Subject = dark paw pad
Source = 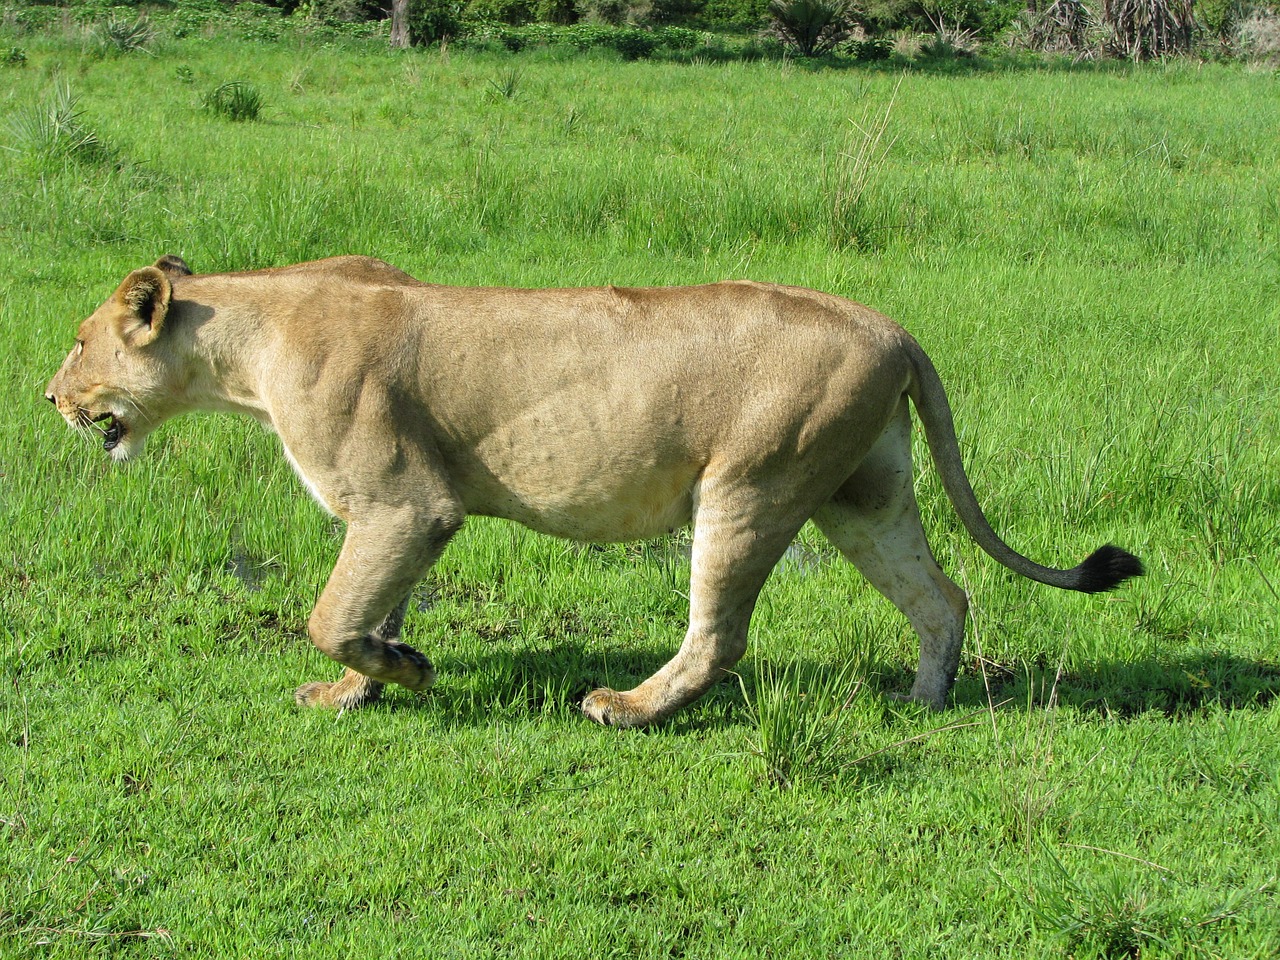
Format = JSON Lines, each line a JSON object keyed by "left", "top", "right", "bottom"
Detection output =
{"left": 386, "top": 640, "right": 435, "bottom": 691}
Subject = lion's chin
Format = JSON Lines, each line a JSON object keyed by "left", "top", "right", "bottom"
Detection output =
{"left": 91, "top": 412, "right": 146, "bottom": 461}
{"left": 108, "top": 427, "right": 147, "bottom": 462}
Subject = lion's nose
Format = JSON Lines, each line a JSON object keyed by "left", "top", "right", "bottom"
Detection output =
{"left": 45, "top": 393, "right": 56, "bottom": 405}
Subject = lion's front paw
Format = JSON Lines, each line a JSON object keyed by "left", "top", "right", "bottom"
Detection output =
{"left": 385, "top": 640, "right": 435, "bottom": 692}
{"left": 581, "top": 687, "right": 653, "bottom": 728}
{"left": 295, "top": 671, "right": 384, "bottom": 710}
{"left": 888, "top": 690, "right": 945, "bottom": 711}
{"left": 296, "top": 680, "right": 339, "bottom": 708}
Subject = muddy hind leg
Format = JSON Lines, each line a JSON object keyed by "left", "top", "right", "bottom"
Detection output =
{"left": 294, "top": 595, "right": 413, "bottom": 710}
{"left": 812, "top": 403, "right": 969, "bottom": 709}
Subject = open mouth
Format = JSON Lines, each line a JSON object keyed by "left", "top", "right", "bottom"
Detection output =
{"left": 90, "top": 412, "right": 126, "bottom": 451}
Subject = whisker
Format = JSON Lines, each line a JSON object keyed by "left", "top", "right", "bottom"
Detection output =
{"left": 119, "top": 387, "right": 151, "bottom": 419}
{"left": 73, "top": 408, "right": 111, "bottom": 437}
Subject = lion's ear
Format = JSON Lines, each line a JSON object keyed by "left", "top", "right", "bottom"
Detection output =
{"left": 113, "top": 266, "right": 172, "bottom": 345}
{"left": 153, "top": 254, "right": 193, "bottom": 280}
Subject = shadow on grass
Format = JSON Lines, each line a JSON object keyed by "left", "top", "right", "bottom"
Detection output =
{"left": 404, "top": 641, "right": 839, "bottom": 731}
{"left": 419, "top": 640, "right": 671, "bottom": 725}
{"left": 949, "top": 652, "right": 1280, "bottom": 720}
{"left": 374, "top": 635, "right": 1280, "bottom": 727}
{"left": 1063, "top": 653, "right": 1280, "bottom": 718}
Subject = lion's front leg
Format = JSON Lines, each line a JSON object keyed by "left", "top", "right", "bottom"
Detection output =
{"left": 294, "top": 596, "right": 411, "bottom": 709}
{"left": 296, "top": 507, "right": 461, "bottom": 710}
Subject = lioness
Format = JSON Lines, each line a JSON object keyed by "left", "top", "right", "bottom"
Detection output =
{"left": 46, "top": 256, "right": 1142, "bottom": 726}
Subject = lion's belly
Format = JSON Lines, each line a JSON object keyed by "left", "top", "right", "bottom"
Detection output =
{"left": 505, "top": 492, "right": 694, "bottom": 543}
{"left": 469, "top": 466, "right": 698, "bottom": 542}
{"left": 443, "top": 385, "right": 708, "bottom": 542}
{"left": 456, "top": 430, "right": 700, "bottom": 542}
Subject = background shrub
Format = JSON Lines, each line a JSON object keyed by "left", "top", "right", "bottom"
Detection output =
{"left": 8, "top": 0, "right": 1273, "bottom": 59}
{"left": 1195, "top": 0, "right": 1238, "bottom": 40}
{"left": 409, "top": 0, "right": 465, "bottom": 41}
{"left": 921, "top": 0, "right": 1026, "bottom": 38}
{"left": 94, "top": 12, "right": 155, "bottom": 54}
{"left": 648, "top": 0, "right": 709, "bottom": 23}
{"left": 1100, "top": 0, "right": 1195, "bottom": 58}
{"left": 578, "top": 0, "right": 652, "bottom": 24}
{"left": 459, "top": 20, "right": 705, "bottom": 53}
{"left": 859, "top": 0, "right": 920, "bottom": 32}
{"left": 536, "top": 0, "right": 580, "bottom": 22}
{"left": 1235, "top": 4, "right": 1280, "bottom": 62}
{"left": 293, "top": 0, "right": 384, "bottom": 20}
{"left": 201, "top": 80, "right": 263, "bottom": 121}
{"left": 466, "top": 0, "right": 539, "bottom": 24}
{"left": 768, "top": 0, "right": 856, "bottom": 55}
{"left": 1011, "top": 0, "right": 1093, "bottom": 53}
{"left": 849, "top": 33, "right": 893, "bottom": 57}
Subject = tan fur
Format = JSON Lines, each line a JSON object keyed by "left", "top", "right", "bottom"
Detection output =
{"left": 46, "top": 256, "right": 1139, "bottom": 726}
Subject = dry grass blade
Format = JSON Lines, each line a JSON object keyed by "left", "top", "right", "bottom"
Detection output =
{"left": 826, "top": 79, "right": 900, "bottom": 249}
{"left": 845, "top": 706, "right": 997, "bottom": 766}
{"left": 1060, "top": 843, "right": 1174, "bottom": 873}
{"left": 30, "top": 926, "right": 172, "bottom": 944}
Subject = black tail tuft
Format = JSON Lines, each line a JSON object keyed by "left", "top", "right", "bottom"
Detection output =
{"left": 1074, "top": 544, "right": 1144, "bottom": 594}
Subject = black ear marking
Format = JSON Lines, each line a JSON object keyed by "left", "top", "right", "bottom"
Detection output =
{"left": 153, "top": 255, "right": 193, "bottom": 280}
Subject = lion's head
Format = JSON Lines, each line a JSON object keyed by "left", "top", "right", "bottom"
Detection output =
{"left": 45, "top": 255, "right": 193, "bottom": 461}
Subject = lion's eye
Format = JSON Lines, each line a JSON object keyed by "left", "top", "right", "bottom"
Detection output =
{"left": 74, "top": 340, "right": 84, "bottom": 356}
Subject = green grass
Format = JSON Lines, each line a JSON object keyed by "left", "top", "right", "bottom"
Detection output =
{"left": 2, "top": 27, "right": 1279, "bottom": 958}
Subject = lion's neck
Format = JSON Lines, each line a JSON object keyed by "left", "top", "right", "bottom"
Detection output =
{"left": 178, "top": 307, "right": 274, "bottom": 425}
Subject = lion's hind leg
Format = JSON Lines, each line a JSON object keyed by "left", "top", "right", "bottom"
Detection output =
{"left": 582, "top": 476, "right": 810, "bottom": 728}
{"left": 812, "top": 401, "right": 968, "bottom": 710}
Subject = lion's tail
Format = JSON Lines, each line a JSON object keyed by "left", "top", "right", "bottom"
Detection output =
{"left": 904, "top": 338, "right": 1143, "bottom": 594}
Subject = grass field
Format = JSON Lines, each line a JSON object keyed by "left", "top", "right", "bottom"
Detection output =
{"left": 2, "top": 27, "right": 1279, "bottom": 958}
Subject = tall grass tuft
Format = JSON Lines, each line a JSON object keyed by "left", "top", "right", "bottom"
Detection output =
{"left": 742, "top": 658, "right": 864, "bottom": 789}
{"left": 1027, "top": 846, "right": 1261, "bottom": 957}
{"left": 825, "top": 85, "right": 898, "bottom": 249}
{"left": 201, "top": 81, "right": 264, "bottom": 122}
{"left": 486, "top": 66, "right": 523, "bottom": 102}
{"left": 990, "top": 657, "right": 1072, "bottom": 855}
{"left": 4, "top": 84, "right": 113, "bottom": 166}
